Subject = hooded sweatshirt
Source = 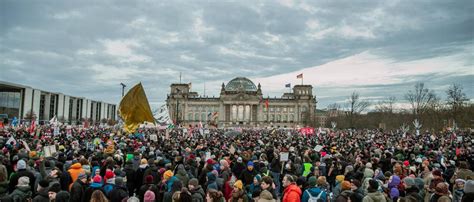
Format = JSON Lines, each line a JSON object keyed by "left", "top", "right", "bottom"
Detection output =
{"left": 362, "top": 191, "right": 387, "bottom": 202}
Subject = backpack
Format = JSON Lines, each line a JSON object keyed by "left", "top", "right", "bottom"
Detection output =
{"left": 103, "top": 183, "right": 115, "bottom": 195}
{"left": 306, "top": 189, "right": 324, "bottom": 202}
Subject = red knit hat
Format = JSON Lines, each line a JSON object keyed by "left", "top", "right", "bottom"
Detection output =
{"left": 145, "top": 175, "right": 154, "bottom": 184}
{"left": 104, "top": 170, "right": 115, "bottom": 182}
{"left": 403, "top": 160, "right": 410, "bottom": 167}
{"left": 206, "top": 159, "right": 215, "bottom": 165}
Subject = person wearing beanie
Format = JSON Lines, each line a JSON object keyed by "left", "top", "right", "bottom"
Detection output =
{"left": 248, "top": 174, "right": 262, "bottom": 200}
{"left": 108, "top": 176, "right": 129, "bottom": 202}
{"left": 48, "top": 182, "right": 69, "bottom": 202}
{"left": 403, "top": 177, "right": 423, "bottom": 202}
{"left": 335, "top": 181, "right": 353, "bottom": 202}
{"left": 387, "top": 175, "right": 400, "bottom": 201}
{"left": 188, "top": 178, "right": 206, "bottom": 202}
{"left": 431, "top": 182, "right": 450, "bottom": 202}
{"left": 231, "top": 180, "right": 248, "bottom": 202}
{"left": 144, "top": 190, "right": 155, "bottom": 202}
{"left": 302, "top": 176, "right": 328, "bottom": 202}
{"left": 9, "top": 176, "right": 32, "bottom": 202}
{"left": 163, "top": 170, "right": 178, "bottom": 193}
{"left": 362, "top": 179, "right": 386, "bottom": 202}
{"left": 33, "top": 179, "right": 50, "bottom": 202}
{"left": 67, "top": 161, "right": 84, "bottom": 191}
{"left": 350, "top": 179, "right": 364, "bottom": 202}
{"left": 123, "top": 159, "right": 137, "bottom": 197}
{"left": 206, "top": 171, "right": 218, "bottom": 191}
{"left": 239, "top": 161, "right": 257, "bottom": 186}
{"left": 84, "top": 175, "right": 105, "bottom": 202}
{"left": 175, "top": 164, "right": 190, "bottom": 188}
{"left": 8, "top": 159, "right": 36, "bottom": 194}
{"left": 332, "top": 175, "right": 345, "bottom": 200}
{"left": 70, "top": 172, "right": 88, "bottom": 202}
{"left": 462, "top": 180, "right": 474, "bottom": 202}
{"left": 103, "top": 170, "right": 116, "bottom": 195}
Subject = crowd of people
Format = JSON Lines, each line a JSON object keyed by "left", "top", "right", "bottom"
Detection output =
{"left": 0, "top": 124, "right": 473, "bottom": 202}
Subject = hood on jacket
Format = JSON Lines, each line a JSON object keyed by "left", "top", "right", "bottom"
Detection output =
{"left": 70, "top": 163, "right": 82, "bottom": 170}
{"left": 365, "top": 191, "right": 386, "bottom": 201}
{"left": 260, "top": 190, "right": 274, "bottom": 200}
{"left": 388, "top": 176, "right": 400, "bottom": 189}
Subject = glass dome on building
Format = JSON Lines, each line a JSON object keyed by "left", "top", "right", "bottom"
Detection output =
{"left": 225, "top": 77, "right": 257, "bottom": 92}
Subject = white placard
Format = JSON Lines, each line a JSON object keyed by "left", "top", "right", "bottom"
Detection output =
{"left": 205, "top": 152, "right": 211, "bottom": 161}
{"left": 457, "top": 136, "right": 463, "bottom": 142}
{"left": 280, "top": 152, "right": 289, "bottom": 162}
{"left": 44, "top": 145, "right": 57, "bottom": 157}
{"left": 314, "top": 145, "right": 323, "bottom": 152}
{"left": 229, "top": 145, "right": 236, "bottom": 154}
{"left": 150, "top": 134, "right": 158, "bottom": 141}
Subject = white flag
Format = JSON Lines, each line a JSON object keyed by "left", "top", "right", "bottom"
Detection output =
{"left": 154, "top": 104, "right": 172, "bottom": 125}
{"left": 49, "top": 115, "right": 58, "bottom": 126}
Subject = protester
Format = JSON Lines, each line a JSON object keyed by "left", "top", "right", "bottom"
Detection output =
{"left": 0, "top": 124, "right": 472, "bottom": 202}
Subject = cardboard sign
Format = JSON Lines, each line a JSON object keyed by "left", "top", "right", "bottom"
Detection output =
{"left": 150, "top": 134, "right": 158, "bottom": 141}
{"left": 229, "top": 145, "right": 236, "bottom": 154}
{"left": 280, "top": 152, "right": 289, "bottom": 162}
{"left": 457, "top": 136, "right": 463, "bottom": 142}
{"left": 53, "top": 127, "right": 59, "bottom": 136}
{"left": 44, "top": 145, "right": 57, "bottom": 157}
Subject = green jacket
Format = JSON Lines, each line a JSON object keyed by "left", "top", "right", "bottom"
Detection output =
{"left": 9, "top": 185, "right": 32, "bottom": 202}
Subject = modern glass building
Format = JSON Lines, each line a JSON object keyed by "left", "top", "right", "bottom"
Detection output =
{"left": 0, "top": 81, "right": 116, "bottom": 124}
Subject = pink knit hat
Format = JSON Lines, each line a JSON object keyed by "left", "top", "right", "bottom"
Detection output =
{"left": 144, "top": 190, "right": 155, "bottom": 202}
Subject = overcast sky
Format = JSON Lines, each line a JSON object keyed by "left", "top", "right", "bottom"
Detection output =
{"left": 1, "top": 0, "right": 473, "bottom": 110}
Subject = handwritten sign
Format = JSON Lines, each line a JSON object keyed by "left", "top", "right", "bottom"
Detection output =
{"left": 280, "top": 152, "right": 289, "bottom": 162}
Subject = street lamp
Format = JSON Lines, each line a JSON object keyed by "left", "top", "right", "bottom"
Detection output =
{"left": 120, "top": 83, "right": 126, "bottom": 97}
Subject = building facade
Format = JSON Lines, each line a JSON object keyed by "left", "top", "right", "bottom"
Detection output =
{"left": 0, "top": 81, "right": 116, "bottom": 124}
{"left": 166, "top": 77, "right": 317, "bottom": 128}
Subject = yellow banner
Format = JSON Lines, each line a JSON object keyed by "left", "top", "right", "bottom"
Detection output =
{"left": 118, "top": 83, "right": 154, "bottom": 133}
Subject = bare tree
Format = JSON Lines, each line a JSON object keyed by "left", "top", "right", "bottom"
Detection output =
{"left": 446, "top": 83, "right": 468, "bottom": 118}
{"left": 346, "top": 91, "right": 370, "bottom": 127}
{"left": 375, "top": 96, "right": 397, "bottom": 113}
{"left": 404, "top": 83, "right": 436, "bottom": 116}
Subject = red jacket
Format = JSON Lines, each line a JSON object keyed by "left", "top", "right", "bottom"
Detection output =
{"left": 283, "top": 184, "right": 302, "bottom": 202}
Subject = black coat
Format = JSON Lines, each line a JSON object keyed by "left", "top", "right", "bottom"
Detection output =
{"left": 123, "top": 163, "right": 137, "bottom": 196}
{"left": 32, "top": 189, "right": 50, "bottom": 202}
{"left": 239, "top": 169, "right": 257, "bottom": 186}
{"left": 108, "top": 186, "right": 129, "bottom": 202}
{"left": 69, "top": 180, "right": 87, "bottom": 202}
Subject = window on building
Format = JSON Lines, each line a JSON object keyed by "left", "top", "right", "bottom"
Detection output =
{"left": 188, "top": 113, "right": 193, "bottom": 120}
{"left": 289, "top": 114, "right": 294, "bottom": 122}
{"left": 201, "top": 113, "right": 206, "bottom": 121}
{"left": 270, "top": 107, "right": 274, "bottom": 112}
{"left": 283, "top": 107, "right": 287, "bottom": 112}
{"left": 276, "top": 114, "right": 281, "bottom": 122}
{"left": 238, "top": 105, "right": 244, "bottom": 121}
{"left": 245, "top": 105, "right": 250, "bottom": 121}
{"left": 232, "top": 105, "right": 237, "bottom": 121}
{"left": 194, "top": 113, "right": 199, "bottom": 121}
{"left": 283, "top": 114, "right": 287, "bottom": 122}
{"left": 270, "top": 114, "right": 274, "bottom": 121}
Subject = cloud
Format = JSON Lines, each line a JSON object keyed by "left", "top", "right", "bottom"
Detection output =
{"left": 0, "top": 0, "right": 472, "bottom": 110}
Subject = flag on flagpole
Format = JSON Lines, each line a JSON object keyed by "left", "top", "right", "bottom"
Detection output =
{"left": 49, "top": 115, "right": 58, "bottom": 126}
{"left": 118, "top": 83, "right": 155, "bottom": 134}
{"left": 296, "top": 73, "right": 303, "bottom": 79}
{"left": 29, "top": 118, "right": 36, "bottom": 135}
{"left": 11, "top": 117, "right": 18, "bottom": 127}
{"left": 265, "top": 99, "right": 269, "bottom": 109}
{"left": 285, "top": 83, "right": 291, "bottom": 88}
